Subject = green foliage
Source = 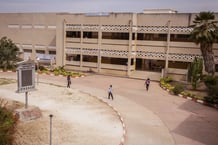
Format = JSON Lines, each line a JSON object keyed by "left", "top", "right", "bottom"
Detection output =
{"left": 189, "top": 57, "right": 203, "bottom": 89}
{"left": 0, "top": 107, "right": 16, "bottom": 145}
{"left": 205, "top": 84, "right": 218, "bottom": 104}
{"left": 160, "top": 77, "right": 173, "bottom": 83}
{"left": 203, "top": 75, "right": 217, "bottom": 89}
{"left": 160, "top": 77, "right": 206, "bottom": 101}
{"left": 190, "top": 11, "right": 218, "bottom": 44}
{"left": 172, "top": 84, "right": 184, "bottom": 95}
{"left": 160, "top": 77, "right": 174, "bottom": 91}
{"left": 0, "top": 37, "right": 19, "bottom": 70}
{"left": 190, "top": 11, "right": 218, "bottom": 74}
{"left": 52, "top": 66, "right": 83, "bottom": 77}
{"left": 38, "top": 65, "right": 48, "bottom": 71}
{"left": 202, "top": 75, "right": 218, "bottom": 104}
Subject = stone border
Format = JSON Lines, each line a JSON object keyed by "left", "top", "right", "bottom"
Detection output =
{"left": 72, "top": 90, "right": 127, "bottom": 145}
{"left": 97, "top": 99, "right": 127, "bottom": 145}
{"left": 60, "top": 89, "right": 127, "bottom": 145}
{"left": 160, "top": 84, "right": 218, "bottom": 109}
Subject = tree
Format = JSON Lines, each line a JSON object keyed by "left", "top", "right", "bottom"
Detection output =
{"left": 190, "top": 11, "right": 218, "bottom": 75}
{"left": 0, "top": 37, "right": 19, "bottom": 70}
{"left": 188, "top": 57, "right": 203, "bottom": 89}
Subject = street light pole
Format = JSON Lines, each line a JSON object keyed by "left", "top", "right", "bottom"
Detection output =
{"left": 49, "top": 114, "right": 53, "bottom": 145}
{"left": 25, "top": 91, "right": 28, "bottom": 109}
{"left": 36, "top": 57, "right": 39, "bottom": 85}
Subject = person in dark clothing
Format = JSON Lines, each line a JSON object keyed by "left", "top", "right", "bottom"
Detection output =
{"left": 108, "top": 85, "right": 113, "bottom": 100}
{"left": 67, "top": 75, "right": 71, "bottom": 88}
{"left": 145, "top": 78, "right": 150, "bottom": 91}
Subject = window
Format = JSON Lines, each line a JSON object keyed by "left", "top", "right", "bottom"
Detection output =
{"left": 170, "top": 34, "right": 191, "bottom": 42}
{"left": 83, "top": 55, "right": 97, "bottom": 62}
{"left": 66, "top": 31, "right": 81, "bottom": 38}
{"left": 215, "top": 64, "right": 218, "bottom": 72}
{"left": 169, "top": 61, "right": 189, "bottom": 69}
{"left": 101, "top": 57, "right": 128, "bottom": 65}
{"left": 49, "top": 51, "right": 56, "bottom": 55}
{"left": 66, "top": 54, "right": 80, "bottom": 61}
{"left": 23, "top": 49, "right": 32, "bottom": 53}
{"left": 36, "top": 50, "right": 45, "bottom": 54}
{"left": 137, "top": 33, "right": 167, "bottom": 41}
{"left": 102, "top": 32, "right": 129, "bottom": 40}
{"left": 83, "top": 32, "right": 98, "bottom": 39}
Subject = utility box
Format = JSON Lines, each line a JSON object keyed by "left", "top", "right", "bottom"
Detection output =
{"left": 17, "top": 59, "right": 36, "bottom": 93}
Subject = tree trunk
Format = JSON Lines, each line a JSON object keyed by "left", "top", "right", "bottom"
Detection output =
{"left": 200, "top": 43, "right": 215, "bottom": 75}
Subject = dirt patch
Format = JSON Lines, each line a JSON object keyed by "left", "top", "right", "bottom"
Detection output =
{"left": 0, "top": 83, "right": 122, "bottom": 145}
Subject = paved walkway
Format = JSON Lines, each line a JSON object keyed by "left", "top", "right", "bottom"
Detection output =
{"left": 1, "top": 72, "right": 218, "bottom": 145}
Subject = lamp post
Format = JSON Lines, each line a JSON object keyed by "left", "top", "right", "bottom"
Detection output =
{"left": 49, "top": 114, "right": 53, "bottom": 145}
{"left": 25, "top": 92, "right": 28, "bottom": 109}
{"left": 36, "top": 57, "right": 40, "bottom": 85}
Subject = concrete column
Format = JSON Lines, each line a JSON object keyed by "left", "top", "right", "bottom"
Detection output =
{"left": 55, "top": 16, "right": 64, "bottom": 66}
{"left": 127, "top": 19, "right": 133, "bottom": 76}
{"left": 32, "top": 46, "right": 36, "bottom": 60}
{"left": 62, "top": 19, "right": 66, "bottom": 66}
{"left": 164, "top": 20, "right": 171, "bottom": 77}
{"left": 97, "top": 24, "right": 102, "bottom": 73}
{"left": 132, "top": 13, "right": 137, "bottom": 71}
{"left": 80, "top": 26, "right": 83, "bottom": 70}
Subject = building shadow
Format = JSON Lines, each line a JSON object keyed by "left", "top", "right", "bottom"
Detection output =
{"left": 173, "top": 100, "right": 218, "bottom": 145}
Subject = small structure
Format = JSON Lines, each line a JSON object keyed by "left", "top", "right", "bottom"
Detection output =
{"left": 17, "top": 59, "right": 36, "bottom": 94}
{"left": 16, "top": 59, "right": 41, "bottom": 121}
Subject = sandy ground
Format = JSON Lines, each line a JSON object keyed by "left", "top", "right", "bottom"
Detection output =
{"left": 0, "top": 83, "right": 122, "bottom": 145}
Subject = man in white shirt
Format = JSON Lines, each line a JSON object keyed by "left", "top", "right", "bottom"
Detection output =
{"left": 108, "top": 85, "right": 114, "bottom": 100}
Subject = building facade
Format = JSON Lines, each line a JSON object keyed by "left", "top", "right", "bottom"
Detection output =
{"left": 0, "top": 12, "right": 218, "bottom": 80}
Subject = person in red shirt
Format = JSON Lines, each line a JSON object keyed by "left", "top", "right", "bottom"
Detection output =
{"left": 145, "top": 78, "right": 150, "bottom": 91}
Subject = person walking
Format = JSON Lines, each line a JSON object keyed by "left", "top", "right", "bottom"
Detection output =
{"left": 145, "top": 78, "right": 150, "bottom": 91}
{"left": 108, "top": 85, "right": 114, "bottom": 100}
{"left": 67, "top": 75, "right": 71, "bottom": 88}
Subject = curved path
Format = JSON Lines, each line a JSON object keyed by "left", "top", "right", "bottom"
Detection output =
{"left": 1, "top": 72, "right": 218, "bottom": 145}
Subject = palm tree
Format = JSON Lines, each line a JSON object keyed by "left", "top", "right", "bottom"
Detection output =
{"left": 0, "top": 37, "right": 19, "bottom": 70}
{"left": 190, "top": 11, "right": 218, "bottom": 75}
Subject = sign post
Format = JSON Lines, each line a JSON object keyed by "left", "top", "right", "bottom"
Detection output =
{"left": 17, "top": 59, "right": 36, "bottom": 109}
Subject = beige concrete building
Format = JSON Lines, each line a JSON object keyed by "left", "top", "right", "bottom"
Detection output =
{"left": 0, "top": 12, "right": 218, "bottom": 80}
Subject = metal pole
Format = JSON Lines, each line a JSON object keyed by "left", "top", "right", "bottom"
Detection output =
{"left": 25, "top": 92, "right": 28, "bottom": 109}
{"left": 49, "top": 114, "right": 53, "bottom": 145}
{"left": 37, "top": 72, "right": 39, "bottom": 85}
{"left": 36, "top": 58, "right": 39, "bottom": 85}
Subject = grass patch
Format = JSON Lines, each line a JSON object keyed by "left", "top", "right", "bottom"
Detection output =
{"left": 0, "top": 78, "right": 16, "bottom": 85}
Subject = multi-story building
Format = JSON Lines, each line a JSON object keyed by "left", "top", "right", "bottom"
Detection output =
{"left": 0, "top": 10, "right": 218, "bottom": 80}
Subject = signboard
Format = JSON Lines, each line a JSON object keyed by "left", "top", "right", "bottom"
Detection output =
{"left": 17, "top": 60, "right": 36, "bottom": 93}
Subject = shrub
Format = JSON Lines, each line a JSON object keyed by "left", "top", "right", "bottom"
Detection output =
{"left": 203, "top": 75, "right": 217, "bottom": 89}
{"left": 38, "top": 65, "right": 48, "bottom": 71}
{"left": 164, "top": 77, "right": 173, "bottom": 83}
{"left": 172, "top": 84, "right": 184, "bottom": 95}
{"left": 181, "top": 91, "right": 188, "bottom": 96}
{"left": 188, "top": 57, "right": 203, "bottom": 89}
{"left": 204, "top": 96, "right": 218, "bottom": 104}
{"left": 203, "top": 76, "right": 218, "bottom": 104}
{"left": 0, "top": 107, "right": 16, "bottom": 145}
